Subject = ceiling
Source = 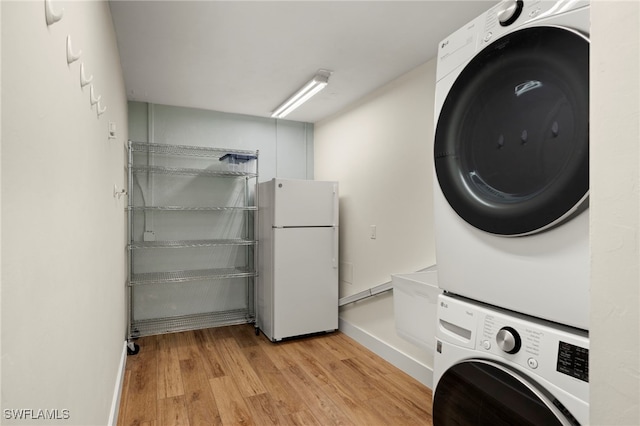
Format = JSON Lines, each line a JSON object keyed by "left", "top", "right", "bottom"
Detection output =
{"left": 109, "top": 1, "right": 497, "bottom": 123}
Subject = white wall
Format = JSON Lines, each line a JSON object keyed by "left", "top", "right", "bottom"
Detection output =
{"left": 314, "top": 61, "right": 437, "bottom": 385}
{"left": 128, "top": 102, "right": 315, "bottom": 183}
{"left": 590, "top": 1, "right": 640, "bottom": 424}
{"left": 0, "top": 1, "right": 3, "bottom": 412}
{"left": 316, "top": 61, "right": 436, "bottom": 295}
{"left": 1, "top": 1, "right": 127, "bottom": 424}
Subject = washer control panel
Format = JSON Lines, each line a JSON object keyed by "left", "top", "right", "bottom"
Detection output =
{"left": 481, "top": 308, "right": 589, "bottom": 384}
{"left": 436, "top": 294, "right": 589, "bottom": 401}
{"left": 481, "top": 313, "right": 545, "bottom": 363}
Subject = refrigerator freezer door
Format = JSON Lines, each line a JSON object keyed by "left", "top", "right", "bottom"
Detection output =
{"left": 273, "top": 179, "right": 338, "bottom": 227}
{"left": 272, "top": 227, "right": 339, "bottom": 340}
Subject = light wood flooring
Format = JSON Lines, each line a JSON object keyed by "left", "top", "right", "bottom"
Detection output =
{"left": 117, "top": 324, "right": 434, "bottom": 425}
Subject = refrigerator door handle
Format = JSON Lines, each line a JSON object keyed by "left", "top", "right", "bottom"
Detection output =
{"left": 332, "top": 183, "right": 339, "bottom": 226}
{"left": 332, "top": 226, "right": 339, "bottom": 269}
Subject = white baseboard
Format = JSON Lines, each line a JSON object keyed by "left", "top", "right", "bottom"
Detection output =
{"left": 339, "top": 318, "right": 434, "bottom": 389}
{"left": 108, "top": 341, "right": 128, "bottom": 426}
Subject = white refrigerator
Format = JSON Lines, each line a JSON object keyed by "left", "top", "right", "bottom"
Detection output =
{"left": 257, "top": 178, "right": 339, "bottom": 341}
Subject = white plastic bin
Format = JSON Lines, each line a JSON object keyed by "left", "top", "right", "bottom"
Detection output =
{"left": 392, "top": 270, "right": 441, "bottom": 352}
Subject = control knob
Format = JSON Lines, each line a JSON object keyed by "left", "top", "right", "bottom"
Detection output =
{"left": 496, "top": 0, "right": 524, "bottom": 26}
{"left": 496, "top": 326, "right": 521, "bottom": 354}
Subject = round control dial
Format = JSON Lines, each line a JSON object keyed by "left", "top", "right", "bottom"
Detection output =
{"left": 497, "top": 0, "right": 524, "bottom": 26}
{"left": 496, "top": 326, "right": 522, "bottom": 354}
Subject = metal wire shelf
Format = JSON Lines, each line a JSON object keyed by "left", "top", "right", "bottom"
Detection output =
{"left": 130, "top": 309, "right": 254, "bottom": 338}
{"left": 129, "top": 239, "right": 256, "bottom": 249}
{"left": 126, "top": 141, "right": 259, "bottom": 351}
{"left": 129, "top": 267, "right": 256, "bottom": 286}
{"left": 130, "top": 141, "right": 257, "bottom": 158}
{"left": 131, "top": 165, "right": 257, "bottom": 178}
{"left": 129, "top": 206, "right": 258, "bottom": 211}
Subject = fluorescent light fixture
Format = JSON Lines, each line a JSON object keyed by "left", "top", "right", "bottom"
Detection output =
{"left": 271, "top": 69, "right": 332, "bottom": 119}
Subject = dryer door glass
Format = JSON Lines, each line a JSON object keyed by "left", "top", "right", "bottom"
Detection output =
{"left": 434, "top": 26, "right": 589, "bottom": 236}
{"left": 433, "top": 360, "right": 578, "bottom": 426}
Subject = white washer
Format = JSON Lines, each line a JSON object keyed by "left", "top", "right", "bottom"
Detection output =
{"left": 433, "top": 0, "right": 590, "bottom": 330}
{"left": 433, "top": 294, "right": 589, "bottom": 425}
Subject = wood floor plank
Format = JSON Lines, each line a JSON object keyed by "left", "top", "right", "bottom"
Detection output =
{"left": 244, "top": 392, "right": 288, "bottom": 425}
{"left": 284, "top": 409, "right": 323, "bottom": 426}
{"left": 256, "top": 336, "right": 298, "bottom": 370}
{"left": 157, "top": 333, "right": 185, "bottom": 399}
{"left": 280, "top": 341, "right": 333, "bottom": 387}
{"left": 332, "top": 358, "right": 384, "bottom": 401}
{"left": 300, "top": 339, "right": 367, "bottom": 402}
{"left": 297, "top": 336, "right": 392, "bottom": 423}
{"left": 179, "top": 357, "right": 222, "bottom": 426}
{"left": 230, "top": 324, "right": 260, "bottom": 348}
{"left": 280, "top": 337, "right": 385, "bottom": 425}
{"left": 191, "top": 328, "right": 228, "bottom": 379}
{"left": 314, "top": 332, "right": 358, "bottom": 360}
{"left": 383, "top": 369, "right": 434, "bottom": 413}
{"left": 117, "top": 326, "right": 434, "bottom": 426}
{"left": 157, "top": 396, "right": 190, "bottom": 426}
{"left": 346, "top": 356, "right": 433, "bottom": 421}
{"left": 364, "top": 395, "right": 433, "bottom": 425}
{"left": 208, "top": 325, "right": 235, "bottom": 340}
{"left": 240, "top": 343, "right": 280, "bottom": 375}
{"left": 302, "top": 336, "right": 345, "bottom": 366}
{"left": 319, "top": 378, "right": 390, "bottom": 425}
{"left": 120, "top": 337, "right": 159, "bottom": 426}
{"left": 278, "top": 358, "right": 355, "bottom": 425}
{"left": 209, "top": 375, "right": 255, "bottom": 426}
{"left": 175, "top": 330, "right": 198, "bottom": 361}
{"left": 239, "top": 343, "right": 314, "bottom": 415}
{"left": 217, "top": 337, "right": 267, "bottom": 397}
{"left": 251, "top": 370, "right": 308, "bottom": 416}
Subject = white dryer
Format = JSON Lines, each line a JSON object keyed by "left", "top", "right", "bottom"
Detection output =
{"left": 433, "top": 0, "right": 590, "bottom": 330}
{"left": 433, "top": 294, "right": 589, "bottom": 425}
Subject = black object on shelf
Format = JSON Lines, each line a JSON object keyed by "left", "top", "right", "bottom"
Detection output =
{"left": 220, "top": 153, "right": 258, "bottom": 163}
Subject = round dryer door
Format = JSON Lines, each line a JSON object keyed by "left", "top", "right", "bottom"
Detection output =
{"left": 434, "top": 26, "right": 589, "bottom": 236}
{"left": 433, "top": 360, "right": 579, "bottom": 426}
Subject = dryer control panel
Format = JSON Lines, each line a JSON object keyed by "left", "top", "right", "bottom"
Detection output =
{"left": 436, "top": 0, "right": 589, "bottom": 82}
{"left": 436, "top": 294, "right": 589, "bottom": 400}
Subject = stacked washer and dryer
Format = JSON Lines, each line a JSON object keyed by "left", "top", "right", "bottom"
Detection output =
{"left": 431, "top": 1, "right": 590, "bottom": 424}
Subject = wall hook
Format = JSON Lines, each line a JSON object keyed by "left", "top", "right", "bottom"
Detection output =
{"left": 113, "top": 185, "right": 127, "bottom": 199}
{"left": 90, "top": 85, "right": 101, "bottom": 105}
{"left": 45, "top": 0, "right": 63, "bottom": 26}
{"left": 80, "top": 63, "right": 93, "bottom": 87}
{"left": 66, "top": 35, "right": 81, "bottom": 64}
{"left": 97, "top": 101, "right": 107, "bottom": 117}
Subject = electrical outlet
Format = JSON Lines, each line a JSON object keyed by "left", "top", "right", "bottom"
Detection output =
{"left": 370, "top": 225, "right": 377, "bottom": 239}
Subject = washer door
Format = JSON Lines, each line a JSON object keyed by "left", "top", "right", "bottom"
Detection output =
{"left": 433, "top": 360, "right": 579, "bottom": 426}
{"left": 434, "top": 26, "right": 589, "bottom": 236}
